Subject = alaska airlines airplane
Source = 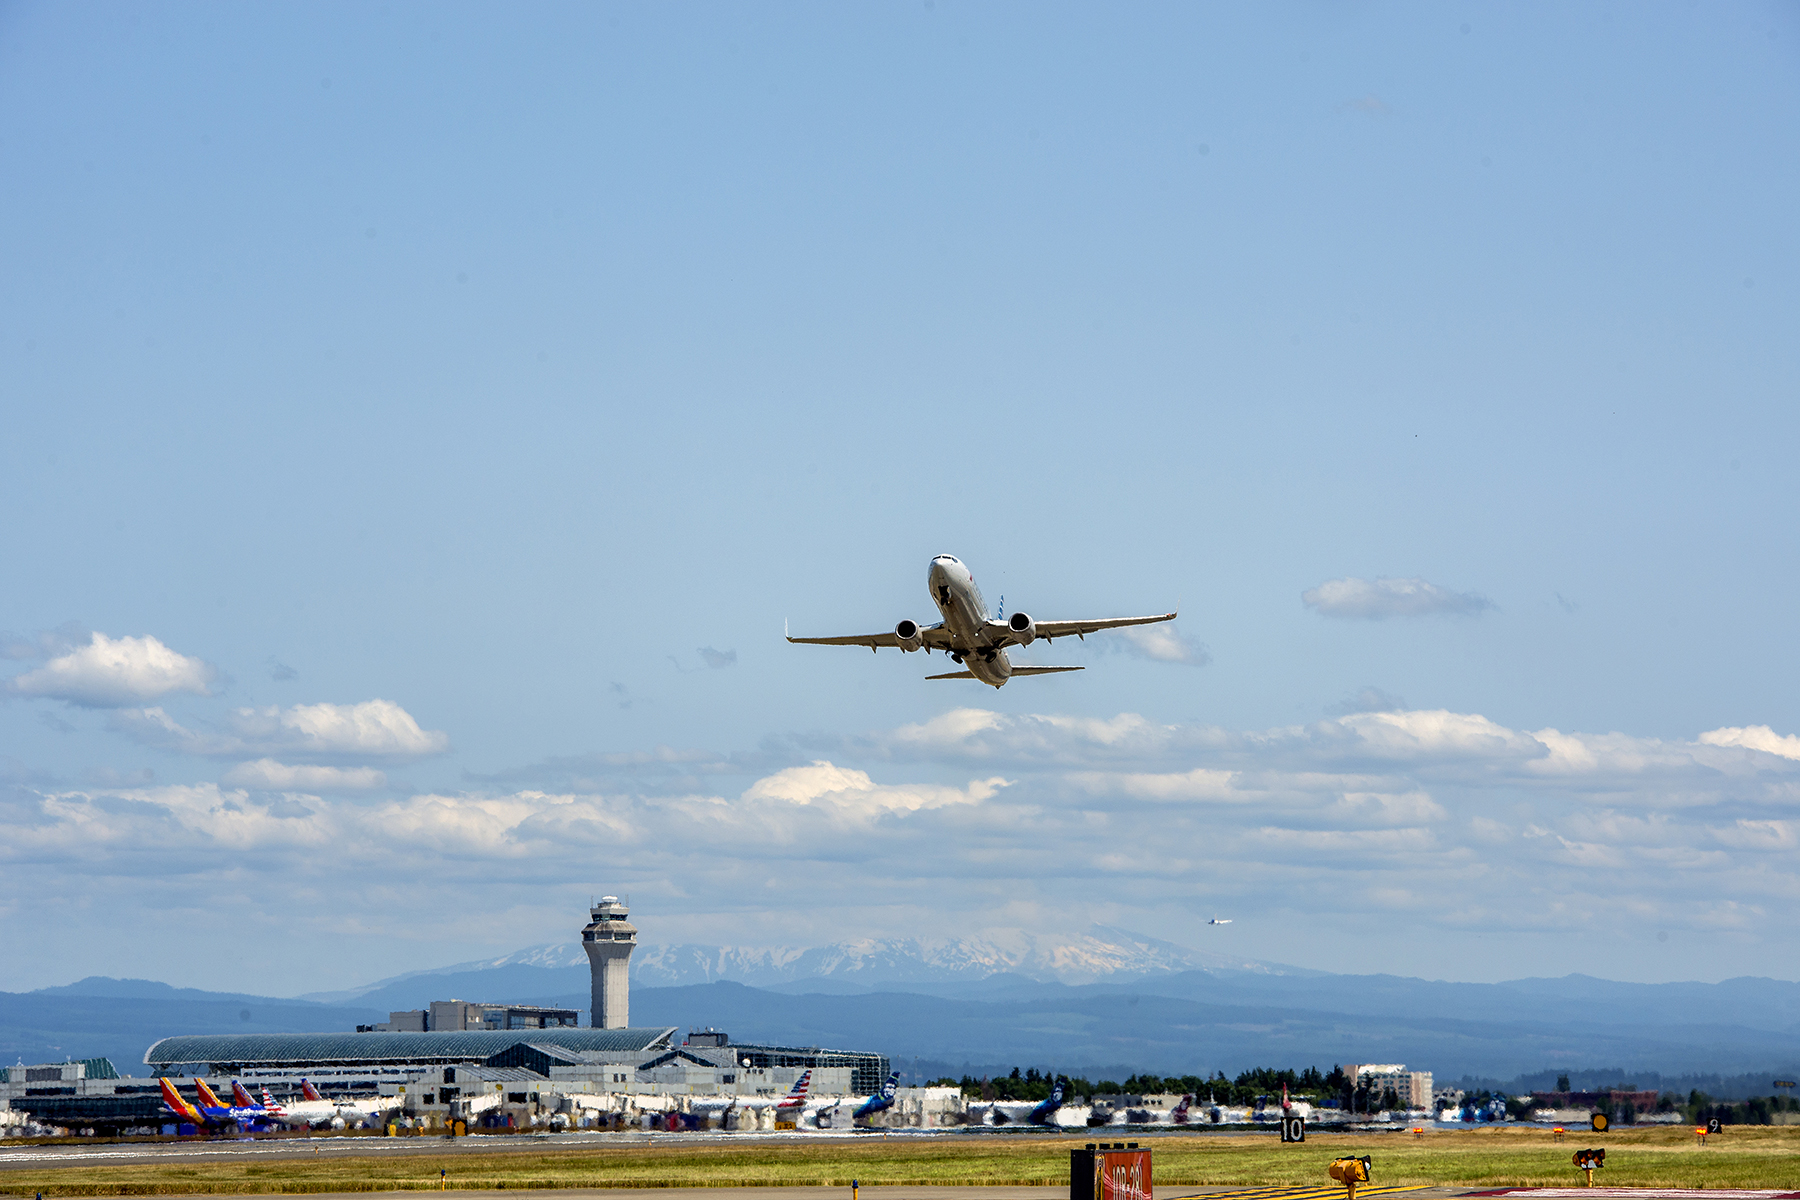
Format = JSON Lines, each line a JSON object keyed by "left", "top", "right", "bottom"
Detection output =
{"left": 852, "top": 1071, "right": 901, "bottom": 1120}
{"left": 787, "top": 555, "right": 1176, "bottom": 688}
{"left": 980, "top": 1076, "right": 1070, "bottom": 1126}
{"left": 818, "top": 1070, "right": 903, "bottom": 1127}
{"left": 1027, "top": 1076, "right": 1069, "bottom": 1125}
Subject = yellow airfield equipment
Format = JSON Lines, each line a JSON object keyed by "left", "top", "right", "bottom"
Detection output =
{"left": 1328, "top": 1154, "right": 1372, "bottom": 1200}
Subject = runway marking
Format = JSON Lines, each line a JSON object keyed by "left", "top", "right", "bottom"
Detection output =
{"left": 1464, "top": 1191, "right": 1800, "bottom": 1199}
{"left": 1163, "top": 1186, "right": 1430, "bottom": 1200}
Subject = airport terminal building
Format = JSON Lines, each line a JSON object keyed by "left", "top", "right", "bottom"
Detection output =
{"left": 4, "top": 897, "right": 891, "bottom": 1133}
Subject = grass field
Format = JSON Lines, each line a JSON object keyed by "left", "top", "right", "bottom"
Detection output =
{"left": 4, "top": 1126, "right": 1799, "bottom": 1196}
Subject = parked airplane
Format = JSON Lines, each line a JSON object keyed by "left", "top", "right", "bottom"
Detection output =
{"left": 163, "top": 1079, "right": 276, "bottom": 1130}
{"left": 852, "top": 1071, "right": 901, "bottom": 1121}
{"left": 158, "top": 1078, "right": 213, "bottom": 1127}
{"left": 787, "top": 554, "right": 1176, "bottom": 688}
{"left": 773, "top": 1070, "right": 813, "bottom": 1121}
{"left": 816, "top": 1070, "right": 902, "bottom": 1127}
{"left": 1027, "top": 1076, "right": 1069, "bottom": 1124}
{"left": 982, "top": 1076, "right": 1070, "bottom": 1126}
{"left": 262, "top": 1080, "right": 393, "bottom": 1128}
{"left": 260, "top": 1085, "right": 340, "bottom": 1128}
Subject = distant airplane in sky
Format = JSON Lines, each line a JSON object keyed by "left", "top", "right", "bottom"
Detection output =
{"left": 1209, "top": 917, "right": 1232, "bottom": 925}
{"left": 787, "top": 554, "right": 1176, "bottom": 688}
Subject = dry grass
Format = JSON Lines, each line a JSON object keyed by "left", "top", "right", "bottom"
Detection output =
{"left": 4, "top": 1125, "right": 1798, "bottom": 1196}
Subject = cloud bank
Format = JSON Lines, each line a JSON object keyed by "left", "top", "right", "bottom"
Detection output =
{"left": 221, "top": 759, "right": 388, "bottom": 791}
{"left": 113, "top": 699, "right": 448, "bottom": 760}
{"left": 9, "top": 703, "right": 1799, "bottom": 993}
{"left": 1302, "top": 576, "right": 1494, "bottom": 619}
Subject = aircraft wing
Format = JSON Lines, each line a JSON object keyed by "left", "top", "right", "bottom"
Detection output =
{"left": 1033, "top": 612, "right": 1177, "bottom": 641}
{"left": 787, "top": 624, "right": 955, "bottom": 651}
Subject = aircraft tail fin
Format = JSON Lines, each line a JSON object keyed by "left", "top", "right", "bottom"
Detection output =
{"left": 195, "top": 1080, "right": 227, "bottom": 1109}
{"left": 160, "top": 1077, "right": 201, "bottom": 1120}
{"left": 232, "top": 1080, "right": 257, "bottom": 1107}
{"left": 301, "top": 1078, "right": 324, "bottom": 1102}
{"left": 779, "top": 1069, "right": 812, "bottom": 1105}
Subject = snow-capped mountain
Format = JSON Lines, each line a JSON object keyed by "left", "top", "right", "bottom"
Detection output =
{"left": 313, "top": 926, "right": 1305, "bottom": 1001}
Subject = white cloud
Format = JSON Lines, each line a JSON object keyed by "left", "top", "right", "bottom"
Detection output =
{"left": 113, "top": 699, "right": 448, "bottom": 760}
{"left": 742, "top": 761, "right": 1008, "bottom": 813}
{"left": 1302, "top": 576, "right": 1494, "bottom": 619}
{"left": 230, "top": 700, "right": 448, "bottom": 758}
{"left": 222, "top": 759, "right": 388, "bottom": 791}
{"left": 5, "top": 632, "right": 215, "bottom": 706}
{"left": 1698, "top": 725, "right": 1800, "bottom": 760}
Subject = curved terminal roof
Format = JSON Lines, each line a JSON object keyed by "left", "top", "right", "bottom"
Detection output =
{"left": 144, "top": 1027, "right": 676, "bottom": 1068}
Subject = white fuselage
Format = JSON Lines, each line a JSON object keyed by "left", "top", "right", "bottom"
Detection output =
{"left": 928, "top": 555, "right": 1013, "bottom": 687}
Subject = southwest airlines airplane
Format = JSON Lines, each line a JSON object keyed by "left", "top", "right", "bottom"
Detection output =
{"left": 788, "top": 554, "right": 1176, "bottom": 688}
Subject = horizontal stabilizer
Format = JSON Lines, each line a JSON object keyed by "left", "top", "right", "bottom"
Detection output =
{"left": 925, "top": 666, "right": 1085, "bottom": 680}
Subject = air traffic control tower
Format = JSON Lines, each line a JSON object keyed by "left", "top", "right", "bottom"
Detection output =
{"left": 581, "top": 896, "right": 637, "bottom": 1028}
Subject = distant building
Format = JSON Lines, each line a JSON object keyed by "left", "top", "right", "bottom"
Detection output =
{"left": 362, "top": 1002, "right": 580, "bottom": 1033}
{"left": 1345, "top": 1063, "right": 1433, "bottom": 1110}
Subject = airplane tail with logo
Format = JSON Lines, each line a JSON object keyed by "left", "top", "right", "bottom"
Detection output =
{"left": 232, "top": 1080, "right": 259, "bottom": 1108}
{"left": 855, "top": 1071, "right": 902, "bottom": 1119}
{"left": 776, "top": 1070, "right": 812, "bottom": 1108}
{"left": 1172, "top": 1094, "right": 1192, "bottom": 1124}
{"left": 1029, "top": 1076, "right": 1068, "bottom": 1124}
{"left": 195, "top": 1080, "right": 228, "bottom": 1110}
{"left": 160, "top": 1077, "right": 204, "bottom": 1122}
{"left": 301, "top": 1078, "right": 324, "bottom": 1102}
{"left": 260, "top": 1087, "right": 288, "bottom": 1116}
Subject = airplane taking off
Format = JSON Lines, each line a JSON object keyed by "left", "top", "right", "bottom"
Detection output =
{"left": 787, "top": 555, "right": 1176, "bottom": 688}
{"left": 1209, "top": 917, "right": 1232, "bottom": 925}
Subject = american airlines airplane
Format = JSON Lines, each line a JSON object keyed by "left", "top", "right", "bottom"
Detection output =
{"left": 788, "top": 554, "right": 1177, "bottom": 688}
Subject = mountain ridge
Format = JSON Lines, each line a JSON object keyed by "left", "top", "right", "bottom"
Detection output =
{"left": 299, "top": 925, "right": 1316, "bottom": 1003}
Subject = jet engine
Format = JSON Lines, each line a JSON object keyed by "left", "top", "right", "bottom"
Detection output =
{"left": 1007, "top": 611, "right": 1036, "bottom": 646}
{"left": 894, "top": 619, "right": 924, "bottom": 652}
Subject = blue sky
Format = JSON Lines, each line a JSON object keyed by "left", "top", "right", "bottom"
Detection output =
{"left": 2, "top": 1, "right": 1797, "bottom": 995}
